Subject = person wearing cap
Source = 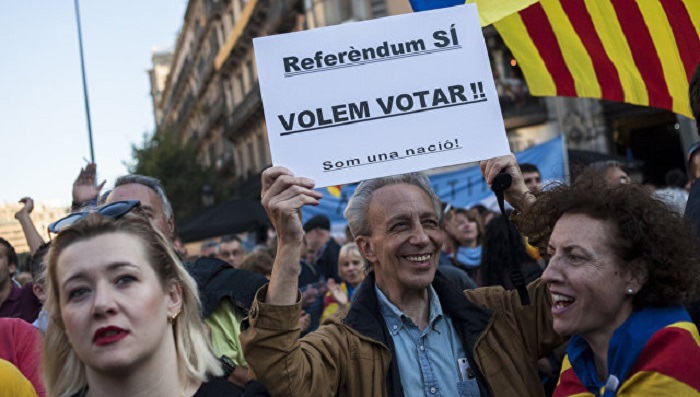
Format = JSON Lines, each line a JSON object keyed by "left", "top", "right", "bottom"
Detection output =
{"left": 303, "top": 215, "right": 341, "bottom": 283}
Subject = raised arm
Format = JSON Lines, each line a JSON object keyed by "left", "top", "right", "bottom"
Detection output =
{"left": 260, "top": 167, "right": 322, "bottom": 305}
{"left": 14, "top": 198, "right": 45, "bottom": 255}
{"left": 71, "top": 163, "right": 106, "bottom": 211}
{"left": 480, "top": 154, "right": 536, "bottom": 213}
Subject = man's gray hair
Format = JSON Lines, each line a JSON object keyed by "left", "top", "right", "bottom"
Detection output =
{"left": 344, "top": 173, "right": 442, "bottom": 237}
{"left": 587, "top": 160, "right": 624, "bottom": 177}
{"left": 114, "top": 174, "right": 174, "bottom": 221}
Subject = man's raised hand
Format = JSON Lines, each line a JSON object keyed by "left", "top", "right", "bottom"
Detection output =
{"left": 72, "top": 163, "right": 106, "bottom": 204}
{"left": 14, "top": 197, "right": 34, "bottom": 220}
{"left": 480, "top": 154, "right": 535, "bottom": 212}
{"left": 261, "top": 167, "right": 322, "bottom": 246}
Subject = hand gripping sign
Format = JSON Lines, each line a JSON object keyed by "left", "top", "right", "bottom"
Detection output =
{"left": 253, "top": 4, "right": 509, "bottom": 187}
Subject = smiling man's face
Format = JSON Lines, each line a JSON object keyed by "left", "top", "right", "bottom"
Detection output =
{"left": 356, "top": 183, "right": 442, "bottom": 298}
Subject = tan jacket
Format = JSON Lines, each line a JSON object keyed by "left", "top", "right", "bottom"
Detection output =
{"left": 241, "top": 272, "right": 563, "bottom": 396}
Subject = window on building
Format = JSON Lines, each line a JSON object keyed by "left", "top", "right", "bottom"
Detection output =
{"left": 257, "top": 133, "right": 267, "bottom": 168}
{"left": 236, "top": 73, "right": 245, "bottom": 101}
{"left": 237, "top": 148, "right": 244, "bottom": 176}
{"left": 209, "top": 143, "right": 217, "bottom": 168}
{"left": 247, "top": 141, "right": 255, "bottom": 174}
{"left": 223, "top": 78, "right": 234, "bottom": 112}
{"left": 324, "top": 0, "right": 353, "bottom": 25}
{"left": 246, "top": 60, "right": 255, "bottom": 88}
{"left": 210, "top": 30, "right": 220, "bottom": 57}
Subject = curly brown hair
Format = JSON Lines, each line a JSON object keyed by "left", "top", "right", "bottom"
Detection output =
{"left": 519, "top": 175, "right": 700, "bottom": 309}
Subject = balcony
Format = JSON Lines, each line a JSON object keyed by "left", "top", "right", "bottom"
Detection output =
{"left": 223, "top": 85, "right": 261, "bottom": 141}
{"left": 205, "top": 0, "right": 223, "bottom": 20}
{"left": 267, "top": 0, "right": 303, "bottom": 33}
{"left": 198, "top": 98, "right": 225, "bottom": 140}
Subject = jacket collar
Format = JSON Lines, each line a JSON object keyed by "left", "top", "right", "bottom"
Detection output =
{"left": 343, "top": 269, "right": 493, "bottom": 396}
{"left": 432, "top": 270, "right": 492, "bottom": 348}
{"left": 344, "top": 270, "right": 492, "bottom": 347}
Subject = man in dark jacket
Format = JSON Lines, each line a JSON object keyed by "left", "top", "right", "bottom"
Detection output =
{"left": 303, "top": 214, "right": 341, "bottom": 282}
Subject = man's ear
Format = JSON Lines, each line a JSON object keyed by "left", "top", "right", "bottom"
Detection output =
{"left": 32, "top": 283, "right": 46, "bottom": 303}
{"left": 356, "top": 236, "right": 376, "bottom": 263}
{"left": 9, "top": 263, "right": 16, "bottom": 276}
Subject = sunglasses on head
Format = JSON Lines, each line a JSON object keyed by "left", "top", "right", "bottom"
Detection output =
{"left": 48, "top": 200, "right": 141, "bottom": 234}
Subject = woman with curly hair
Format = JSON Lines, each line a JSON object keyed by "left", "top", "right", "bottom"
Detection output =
{"left": 42, "top": 201, "right": 238, "bottom": 397}
{"left": 483, "top": 153, "right": 700, "bottom": 396}
{"left": 511, "top": 173, "right": 700, "bottom": 396}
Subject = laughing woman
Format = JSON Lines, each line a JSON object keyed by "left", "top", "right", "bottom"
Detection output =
{"left": 518, "top": 177, "right": 700, "bottom": 396}
{"left": 42, "top": 202, "right": 238, "bottom": 397}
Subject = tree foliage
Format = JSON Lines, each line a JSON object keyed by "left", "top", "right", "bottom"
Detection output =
{"left": 128, "top": 129, "right": 223, "bottom": 223}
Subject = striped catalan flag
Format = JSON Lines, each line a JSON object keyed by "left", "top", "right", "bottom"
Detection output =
{"left": 555, "top": 321, "right": 700, "bottom": 396}
{"left": 410, "top": 0, "right": 700, "bottom": 118}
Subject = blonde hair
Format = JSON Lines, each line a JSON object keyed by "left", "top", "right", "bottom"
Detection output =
{"left": 43, "top": 210, "right": 221, "bottom": 397}
{"left": 338, "top": 243, "right": 369, "bottom": 274}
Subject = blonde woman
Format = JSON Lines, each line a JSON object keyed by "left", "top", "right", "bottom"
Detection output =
{"left": 321, "top": 243, "right": 366, "bottom": 321}
{"left": 43, "top": 201, "right": 237, "bottom": 397}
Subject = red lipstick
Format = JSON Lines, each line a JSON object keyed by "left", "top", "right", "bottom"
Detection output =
{"left": 93, "top": 326, "right": 129, "bottom": 346}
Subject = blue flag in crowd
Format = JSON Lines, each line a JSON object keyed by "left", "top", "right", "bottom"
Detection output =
{"left": 408, "top": 0, "right": 465, "bottom": 12}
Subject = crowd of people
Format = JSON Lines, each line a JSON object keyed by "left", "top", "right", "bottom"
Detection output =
{"left": 2, "top": 52, "right": 700, "bottom": 397}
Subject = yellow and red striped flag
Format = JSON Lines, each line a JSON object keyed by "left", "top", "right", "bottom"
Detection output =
{"left": 410, "top": 0, "right": 700, "bottom": 118}
{"left": 494, "top": 0, "right": 699, "bottom": 118}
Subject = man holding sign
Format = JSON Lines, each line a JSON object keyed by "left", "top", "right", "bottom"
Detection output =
{"left": 244, "top": 5, "right": 560, "bottom": 396}
{"left": 241, "top": 156, "right": 562, "bottom": 397}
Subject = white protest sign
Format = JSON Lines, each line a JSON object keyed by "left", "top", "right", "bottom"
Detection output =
{"left": 253, "top": 4, "right": 509, "bottom": 187}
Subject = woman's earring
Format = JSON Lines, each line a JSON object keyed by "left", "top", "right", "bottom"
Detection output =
{"left": 626, "top": 288, "right": 635, "bottom": 295}
{"left": 168, "top": 308, "right": 181, "bottom": 324}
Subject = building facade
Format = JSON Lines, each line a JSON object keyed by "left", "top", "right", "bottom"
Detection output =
{"left": 0, "top": 203, "right": 68, "bottom": 255}
{"left": 150, "top": 0, "right": 696, "bottom": 202}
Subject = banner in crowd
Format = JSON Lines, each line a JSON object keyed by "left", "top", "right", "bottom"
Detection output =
{"left": 253, "top": 4, "right": 509, "bottom": 188}
{"left": 302, "top": 134, "right": 567, "bottom": 229}
{"left": 410, "top": 0, "right": 700, "bottom": 119}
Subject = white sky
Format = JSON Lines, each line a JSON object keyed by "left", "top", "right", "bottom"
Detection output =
{"left": 0, "top": 1, "right": 187, "bottom": 206}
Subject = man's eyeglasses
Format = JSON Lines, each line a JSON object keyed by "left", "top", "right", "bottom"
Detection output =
{"left": 48, "top": 200, "right": 141, "bottom": 234}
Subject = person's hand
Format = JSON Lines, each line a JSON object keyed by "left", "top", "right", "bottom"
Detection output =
{"left": 537, "top": 357, "right": 555, "bottom": 377}
{"left": 72, "top": 163, "right": 106, "bottom": 204}
{"left": 316, "top": 278, "right": 328, "bottom": 296}
{"left": 261, "top": 167, "right": 321, "bottom": 246}
{"left": 14, "top": 197, "right": 34, "bottom": 220}
{"left": 301, "top": 285, "right": 319, "bottom": 308}
{"left": 480, "top": 154, "right": 535, "bottom": 212}
{"left": 327, "top": 278, "right": 348, "bottom": 306}
{"left": 299, "top": 311, "right": 311, "bottom": 332}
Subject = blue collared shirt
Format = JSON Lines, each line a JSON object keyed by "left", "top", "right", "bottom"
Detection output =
{"left": 375, "top": 284, "right": 480, "bottom": 397}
